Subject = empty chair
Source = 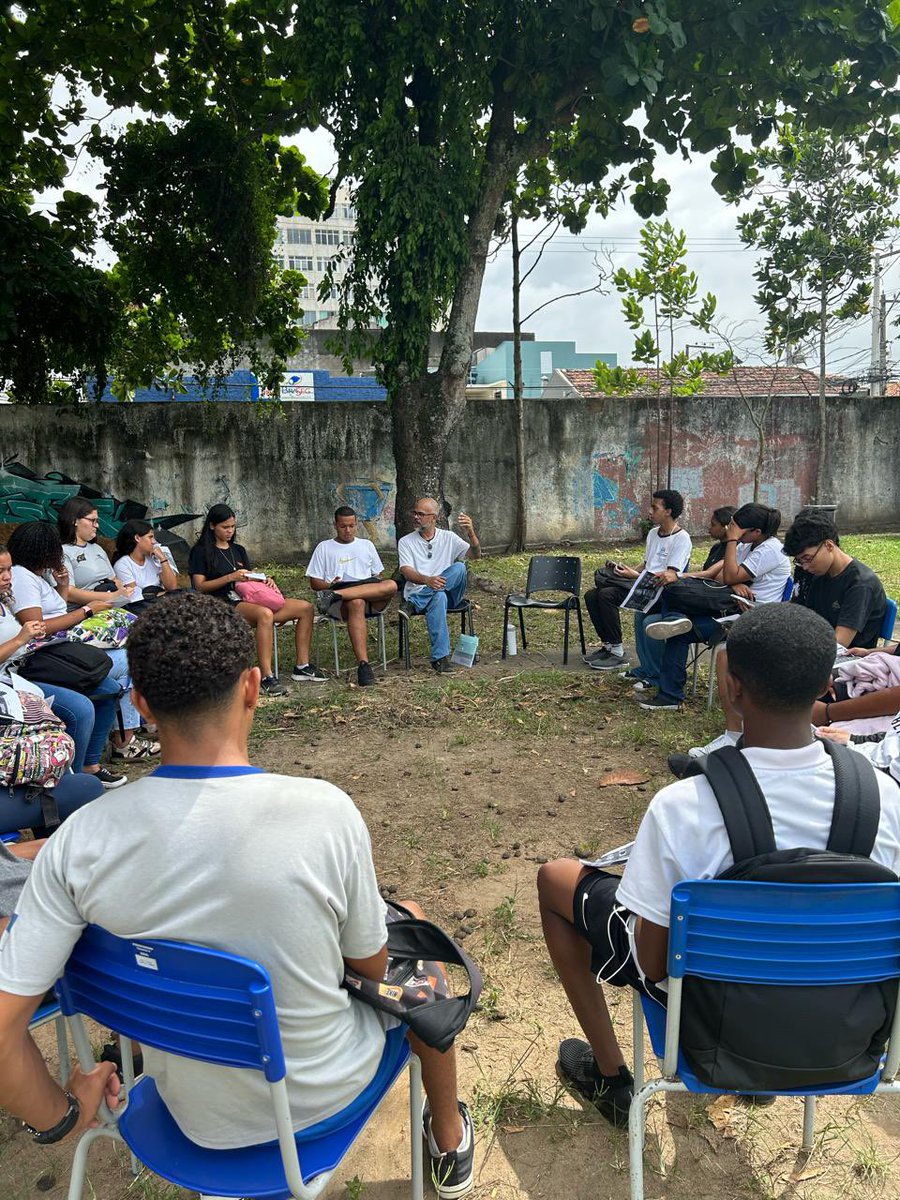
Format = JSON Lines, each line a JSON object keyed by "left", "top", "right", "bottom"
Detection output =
{"left": 502, "top": 556, "right": 585, "bottom": 665}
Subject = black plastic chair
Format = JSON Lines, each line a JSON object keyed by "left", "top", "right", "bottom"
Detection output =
{"left": 397, "top": 599, "right": 476, "bottom": 669}
{"left": 502, "top": 555, "right": 585, "bottom": 664}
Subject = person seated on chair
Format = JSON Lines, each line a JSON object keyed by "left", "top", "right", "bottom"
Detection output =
{"left": 686, "top": 505, "right": 736, "bottom": 577}
{"left": 688, "top": 509, "right": 888, "bottom": 760}
{"left": 188, "top": 504, "right": 326, "bottom": 695}
{"left": 584, "top": 489, "right": 692, "bottom": 676}
{"left": 0, "top": 593, "right": 476, "bottom": 1196}
{"left": 306, "top": 506, "right": 397, "bottom": 688}
{"left": 537, "top": 603, "right": 900, "bottom": 1128}
{"left": 397, "top": 497, "right": 480, "bottom": 674}
{"left": 112, "top": 520, "right": 179, "bottom": 610}
{"left": 58, "top": 498, "right": 136, "bottom": 609}
{"left": 637, "top": 503, "right": 790, "bottom": 711}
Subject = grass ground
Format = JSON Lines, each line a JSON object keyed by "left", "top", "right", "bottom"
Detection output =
{"left": 2, "top": 534, "right": 900, "bottom": 1200}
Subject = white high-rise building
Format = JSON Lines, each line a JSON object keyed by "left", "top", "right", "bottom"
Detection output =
{"left": 274, "top": 188, "right": 358, "bottom": 330}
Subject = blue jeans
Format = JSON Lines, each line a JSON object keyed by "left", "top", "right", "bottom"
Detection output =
{"left": 405, "top": 562, "right": 469, "bottom": 661}
{"left": 633, "top": 611, "right": 666, "bottom": 684}
{"left": 38, "top": 678, "right": 121, "bottom": 770}
{"left": 106, "top": 647, "right": 140, "bottom": 731}
{"left": 657, "top": 613, "right": 721, "bottom": 702}
{"left": 0, "top": 772, "right": 103, "bottom": 836}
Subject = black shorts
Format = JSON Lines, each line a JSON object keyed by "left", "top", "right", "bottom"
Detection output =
{"left": 573, "top": 870, "right": 667, "bottom": 1003}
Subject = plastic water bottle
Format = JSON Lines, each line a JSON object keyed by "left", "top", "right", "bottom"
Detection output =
{"left": 506, "top": 624, "right": 518, "bottom": 655}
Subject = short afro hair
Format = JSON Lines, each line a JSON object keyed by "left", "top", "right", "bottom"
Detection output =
{"left": 8, "top": 521, "right": 64, "bottom": 574}
{"left": 126, "top": 592, "right": 256, "bottom": 723}
{"left": 652, "top": 489, "right": 684, "bottom": 519}
{"left": 783, "top": 511, "right": 839, "bottom": 556}
{"left": 726, "top": 603, "right": 835, "bottom": 711}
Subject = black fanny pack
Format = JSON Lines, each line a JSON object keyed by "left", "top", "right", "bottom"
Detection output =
{"left": 18, "top": 642, "right": 113, "bottom": 694}
{"left": 342, "top": 902, "right": 482, "bottom": 1053}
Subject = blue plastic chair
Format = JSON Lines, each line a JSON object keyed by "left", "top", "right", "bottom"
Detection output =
{"left": 59, "top": 925, "right": 423, "bottom": 1200}
{"left": 881, "top": 596, "right": 898, "bottom": 645}
{"left": 628, "top": 880, "right": 900, "bottom": 1199}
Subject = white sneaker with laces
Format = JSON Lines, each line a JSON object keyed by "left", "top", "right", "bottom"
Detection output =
{"left": 687, "top": 731, "right": 741, "bottom": 759}
{"left": 647, "top": 617, "right": 693, "bottom": 640}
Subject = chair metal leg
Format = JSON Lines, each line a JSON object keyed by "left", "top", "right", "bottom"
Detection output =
{"left": 331, "top": 621, "right": 341, "bottom": 677}
{"left": 518, "top": 607, "right": 527, "bottom": 649}
{"left": 706, "top": 642, "right": 721, "bottom": 710}
{"left": 628, "top": 1078, "right": 680, "bottom": 1200}
{"left": 575, "top": 600, "right": 586, "bottom": 656}
{"left": 409, "top": 1053, "right": 424, "bottom": 1200}
{"left": 801, "top": 1094, "right": 816, "bottom": 1152}
{"left": 467, "top": 604, "right": 476, "bottom": 637}
{"left": 632, "top": 993, "right": 644, "bottom": 1093}
{"left": 690, "top": 646, "right": 700, "bottom": 697}
{"left": 273, "top": 625, "right": 279, "bottom": 679}
{"left": 563, "top": 606, "right": 570, "bottom": 665}
{"left": 378, "top": 613, "right": 388, "bottom": 673}
{"left": 67, "top": 1126, "right": 122, "bottom": 1200}
{"left": 55, "top": 1014, "right": 69, "bottom": 1086}
{"left": 502, "top": 602, "right": 510, "bottom": 658}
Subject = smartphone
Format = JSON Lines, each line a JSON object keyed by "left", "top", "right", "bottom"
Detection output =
{"left": 245, "top": 571, "right": 267, "bottom": 582}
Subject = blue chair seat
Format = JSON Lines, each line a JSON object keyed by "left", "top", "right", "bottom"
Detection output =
{"left": 116, "top": 1026, "right": 411, "bottom": 1198}
{"left": 639, "top": 992, "right": 881, "bottom": 1097}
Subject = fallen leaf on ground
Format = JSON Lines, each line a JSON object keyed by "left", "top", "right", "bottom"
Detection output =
{"left": 598, "top": 770, "right": 651, "bottom": 787}
{"left": 706, "top": 1095, "right": 739, "bottom": 1138}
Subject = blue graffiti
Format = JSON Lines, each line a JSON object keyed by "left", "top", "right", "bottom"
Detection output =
{"left": 593, "top": 473, "right": 620, "bottom": 507}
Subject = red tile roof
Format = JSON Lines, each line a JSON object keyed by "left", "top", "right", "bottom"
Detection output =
{"left": 561, "top": 365, "right": 859, "bottom": 399}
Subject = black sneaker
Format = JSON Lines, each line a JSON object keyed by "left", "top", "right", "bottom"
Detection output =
{"left": 431, "top": 656, "right": 456, "bottom": 674}
{"left": 356, "top": 661, "right": 376, "bottom": 687}
{"left": 260, "top": 675, "right": 289, "bottom": 696}
{"left": 94, "top": 767, "right": 127, "bottom": 790}
{"left": 556, "top": 1038, "right": 633, "bottom": 1128}
{"left": 586, "top": 651, "right": 629, "bottom": 672}
{"left": 291, "top": 663, "right": 328, "bottom": 683}
{"left": 424, "top": 1100, "right": 475, "bottom": 1198}
{"left": 315, "top": 589, "right": 339, "bottom": 616}
{"left": 638, "top": 694, "right": 681, "bottom": 711}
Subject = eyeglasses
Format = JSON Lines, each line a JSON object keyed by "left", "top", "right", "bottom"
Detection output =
{"left": 81, "top": 517, "right": 99, "bottom": 525}
{"left": 794, "top": 543, "right": 824, "bottom": 569}
{"left": 412, "top": 509, "right": 435, "bottom": 518}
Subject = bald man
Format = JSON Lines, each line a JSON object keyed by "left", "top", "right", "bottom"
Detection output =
{"left": 397, "top": 498, "right": 480, "bottom": 672}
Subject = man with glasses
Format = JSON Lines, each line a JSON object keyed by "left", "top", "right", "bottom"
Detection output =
{"left": 682, "top": 509, "right": 887, "bottom": 764}
{"left": 397, "top": 498, "right": 480, "bottom": 673}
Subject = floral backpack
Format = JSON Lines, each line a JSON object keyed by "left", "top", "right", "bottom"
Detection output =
{"left": 0, "top": 676, "right": 75, "bottom": 794}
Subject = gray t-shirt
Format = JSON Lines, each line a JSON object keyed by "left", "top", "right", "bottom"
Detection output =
{"left": 0, "top": 843, "right": 31, "bottom": 919}
{"left": 62, "top": 542, "right": 115, "bottom": 591}
{"left": 0, "top": 768, "right": 390, "bottom": 1148}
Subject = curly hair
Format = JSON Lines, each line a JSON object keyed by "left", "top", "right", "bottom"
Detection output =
{"left": 127, "top": 591, "right": 256, "bottom": 723}
{"left": 57, "top": 497, "right": 99, "bottom": 545}
{"left": 113, "top": 519, "right": 153, "bottom": 563}
{"left": 652, "top": 489, "right": 684, "bottom": 519}
{"left": 727, "top": 603, "right": 835, "bottom": 711}
{"left": 8, "top": 521, "right": 64, "bottom": 574}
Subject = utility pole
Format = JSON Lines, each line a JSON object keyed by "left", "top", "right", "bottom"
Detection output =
{"left": 871, "top": 251, "right": 883, "bottom": 397}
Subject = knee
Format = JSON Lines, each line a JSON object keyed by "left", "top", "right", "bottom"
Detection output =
{"left": 537, "top": 859, "right": 567, "bottom": 908}
{"left": 397, "top": 898, "right": 426, "bottom": 920}
{"left": 259, "top": 609, "right": 274, "bottom": 627}
{"left": 347, "top": 597, "right": 365, "bottom": 614}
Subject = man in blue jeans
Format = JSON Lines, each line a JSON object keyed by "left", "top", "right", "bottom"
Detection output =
{"left": 398, "top": 498, "right": 480, "bottom": 673}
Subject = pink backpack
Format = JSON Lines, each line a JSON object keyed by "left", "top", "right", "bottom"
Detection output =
{"left": 234, "top": 580, "right": 285, "bottom": 612}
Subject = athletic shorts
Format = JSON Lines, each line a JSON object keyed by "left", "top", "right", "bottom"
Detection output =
{"left": 323, "top": 594, "right": 384, "bottom": 621}
{"left": 573, "top": 869, "right": 667, "bottom": 1003}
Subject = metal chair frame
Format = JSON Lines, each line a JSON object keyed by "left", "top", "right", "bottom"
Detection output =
{"left": 501, "top": 555, "right": 585, "bottom": 665}
{"left": 397, "top": 601, "right": 476, "bottom": 670}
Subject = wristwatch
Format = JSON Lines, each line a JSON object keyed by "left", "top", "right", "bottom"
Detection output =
{"left": 24, "top": 1090, "right": 80, "bottom": 1144}
{"left": 82, "top": 605, "right": 93, "bottom": 618}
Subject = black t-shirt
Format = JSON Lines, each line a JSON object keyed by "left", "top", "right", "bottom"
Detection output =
{"left": 702, "top": 541, "right": 727, "bottom": 572}
{"left": 187, "top": 541, "right": 253, "bottom": 599}
{"left": 800, "top": 558, "right": 886, "bottom": 648}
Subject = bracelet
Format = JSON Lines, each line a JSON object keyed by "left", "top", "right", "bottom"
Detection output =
{"left": 24, "top": 1090, "right": 80, "bottom": 1144}
{"left": 825, "top": 702, "right": 832, "bottom": 724}
{"left": 82, "top": 605, "right": 93, "bottom": 618}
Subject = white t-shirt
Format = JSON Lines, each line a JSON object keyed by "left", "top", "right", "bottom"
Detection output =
{"left": 644, "top": 527, "right": 692, "bottom": 575}
{"left": 617, "top": 743, "right": 900, "bottom": 937}
{"left": 62, "top": 542, "right": 115, "bottom": 591}
{"left": 735, "top": 536, "right": 791, "bottom": 604}
{"left": 0, "top": 768, "right": 390, "bottom": 1149}
{"left": 306, "top": 537, "right": 384, "bottom": 584}
{"left": 9, "top": 566, "right": 66, "bottom": 619}
{"left": 114, "top": 549, "right": 177, "bottom": 602}
{"left": 398, "top": 529, "right": 469, "bottom": 597}
{"left": 0, "top": 601, "right": 27, "bottom": 664}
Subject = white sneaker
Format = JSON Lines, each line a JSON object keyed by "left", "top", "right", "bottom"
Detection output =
{"left": 647, "top": 617, "right": 693, "bottom": 640}
{"left": 687, "top": 731, "right": 740, "bottom": 759}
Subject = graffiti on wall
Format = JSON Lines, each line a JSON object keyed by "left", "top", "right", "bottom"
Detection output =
{"left": 591, "top": 429, "right": 817, "bottom": 540}
{"left": 330, "top": 479, "right": 395, "bottom": 541}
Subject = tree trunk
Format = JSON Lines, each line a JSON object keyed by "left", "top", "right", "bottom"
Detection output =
{"left": 390, "top": 95, "right": 519, "bottom": 538}
{"left": 815, "top": 289, "right": 827, "bottom": 501}
{"left": 511, "top": 212, "right": 526, "bottom": 552}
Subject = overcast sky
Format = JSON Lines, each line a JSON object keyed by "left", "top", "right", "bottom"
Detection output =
{"left": 293, "top": 128, "right": 897, "bottom": 381}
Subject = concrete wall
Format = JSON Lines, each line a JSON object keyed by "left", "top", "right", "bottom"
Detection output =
{"left": 1, "top": 393, "right": 896, "bottom": 560}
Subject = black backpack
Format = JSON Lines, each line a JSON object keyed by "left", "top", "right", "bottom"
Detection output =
{"left": 677, "top": 742, "right": 898, "bottom": 1091}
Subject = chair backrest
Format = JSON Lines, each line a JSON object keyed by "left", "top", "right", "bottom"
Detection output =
{"left": 525, "top": 555, "right": 582, "bottom": 596}
{"left": 57, "top": 924, "right": 286, "bottom": 1082}
{"left": 882, "top": 597, "right": 898, "bottom": 644}
{"left": 781, "top": 576, "right": 794, "bottom": 603}
{"left": 669, "top": 880, "right": 900, "bottom": 986}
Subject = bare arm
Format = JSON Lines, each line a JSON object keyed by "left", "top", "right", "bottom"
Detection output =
{"left": 813, "top": 685, "right": 900, "bottom": 726}
{"left": 344, "top": 944, "right": 389, "bottom": 983}
{"left": 191, "top": 570, "right": 248, "bottom": 594}
{"left": 15, "top": 603, "right": 112, "bottom": 635}
{"left": 684, "top": 560, "right": 725, "bottom": 581}
{"left": 634, "top": 917, "right": 669, "bottom": 984}
{"left": 457, "top": 514, "right": 481, "bottom": 561}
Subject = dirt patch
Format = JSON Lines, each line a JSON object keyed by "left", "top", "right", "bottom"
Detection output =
{"left": 2, "top": 651, "right": 899, "bottom": 1200}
